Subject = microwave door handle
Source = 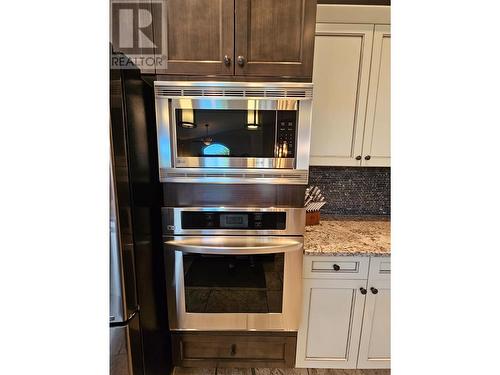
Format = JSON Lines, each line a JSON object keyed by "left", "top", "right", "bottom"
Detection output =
{"left": 164, "top": 237, "right": 303, "bottom": 255}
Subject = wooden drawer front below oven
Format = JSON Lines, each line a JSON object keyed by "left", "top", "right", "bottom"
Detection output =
{"left": 172, "top": 331, "right": 297, "bottom": 368}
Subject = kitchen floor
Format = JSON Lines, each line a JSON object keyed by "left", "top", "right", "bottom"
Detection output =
{"left": 173, "top": 368, "right": 390, "bottom": 375}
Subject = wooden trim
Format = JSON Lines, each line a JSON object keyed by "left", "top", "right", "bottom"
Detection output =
{"left": 317, "top": 4, "right": 390, "bottom": 24}
{"left": 155, "top": 74, "right": 313, "bottom": 82}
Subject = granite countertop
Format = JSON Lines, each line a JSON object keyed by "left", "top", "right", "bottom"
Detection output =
{"left": 304, "top": 215, "right": 390, "bottom": 257}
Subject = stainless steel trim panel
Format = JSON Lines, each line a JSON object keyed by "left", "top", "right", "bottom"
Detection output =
{"left": 171, "top": 98, "right": 299, "bottom": 110}
{"left": 154, "top": 81, "right": 313, "bottom": 99}
{"left": 174, "top": 157, "right": 295, "bottom": 169}
{"left": 162, "top": 207, "right": 305, "bottom": 236}
{"left": 159, "top": 168, "right": 309, "bottom": 185}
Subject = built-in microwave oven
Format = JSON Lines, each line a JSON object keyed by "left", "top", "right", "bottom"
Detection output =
{"left": 154, "top": 81, "right": 313, "bottom": 184}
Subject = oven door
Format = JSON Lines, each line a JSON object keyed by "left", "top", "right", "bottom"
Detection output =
{"left": 171, "top": 99, "right": 298, "bottom": 169}
{"left": 164, "top": 236, "right": 303, "bottom": 331}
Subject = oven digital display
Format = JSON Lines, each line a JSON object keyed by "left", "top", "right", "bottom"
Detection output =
{"left": 220, "top": 214, "right": 248, "bottom": 228}
{"left": 181, "top": 211, "right": 286, "bottom": 230}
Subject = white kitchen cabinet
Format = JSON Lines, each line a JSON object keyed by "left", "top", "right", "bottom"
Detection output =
{"left": 296, "top": 255, "right": 390, "bottom": 369}
{"left": 362, "top": 25, "right": 391, "bottom": 167}
{"left": 357, "top": 257, "right": 391, "bottom": 368}
{"left": 309, "top": 23, "right": 374, "bottom": 166}
{"left": 296, "top": 278, "right": 367, "bottom": 368}
{"left": 309, "top": 5, "right": 391, "bottom": 167}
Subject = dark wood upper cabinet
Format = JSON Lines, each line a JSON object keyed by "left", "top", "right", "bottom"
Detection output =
{"left": 153, "top": 0, "right": 317, "bottom": 79}
{"left": 154, "top": 0, "right": 234, "bottom": 75}
{"left": 234, "top": 0, "right": 317, "bottom": 78}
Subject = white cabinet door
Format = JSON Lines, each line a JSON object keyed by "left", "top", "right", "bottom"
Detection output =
{"left": 357, "top": 257, "right": 391, "bottom": 368}
{"left": 362, "top": 25, "right": 391, "bottom": 167}
{"left": 309, "top": 23, "right": 374, "bottom": 166}
{"left": 296, "top": 278, "right": 367, "bottom": 368}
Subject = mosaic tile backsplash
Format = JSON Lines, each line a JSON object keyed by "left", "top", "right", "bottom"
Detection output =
{"left": 308, "top": 166, "right": 390, "bottom": 216}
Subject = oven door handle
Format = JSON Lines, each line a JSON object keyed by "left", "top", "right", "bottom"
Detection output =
{"left": 164, "top": 236, "right": 303, "bottom": 255}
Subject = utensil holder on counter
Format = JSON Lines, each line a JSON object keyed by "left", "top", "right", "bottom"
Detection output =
{"left": 306, "top": 211, "right": 320, "bottom": 226}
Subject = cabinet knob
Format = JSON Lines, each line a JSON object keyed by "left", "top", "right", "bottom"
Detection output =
{"left": 364, "top": 155, "right": 371, "bottom": 160}
{"left": 223, "top": 55, "right": 231, "bottom": 67}
{"left": 230, "top": 344, "right": 236, "bottom": 356}
{"left": 332, "top": 264, "right": 340, "bottom": 271}
{"left": 370, "top": 287, "right": 379, "bottom": 294}
{"left": 237, "top": 55, "right": 246, "bottom": 66}
{"left": 355, "top": 155, "right": 361, "bottom": 160}
{"left": 360, "top": 287, "right": 367, "bottom": 295}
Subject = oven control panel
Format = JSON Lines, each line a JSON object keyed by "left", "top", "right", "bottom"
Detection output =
{"left": 181, "top": 211, "right": 286, "bottom": 230}
{"left": 276, "top": 111, "right": 297, "bottom": 158}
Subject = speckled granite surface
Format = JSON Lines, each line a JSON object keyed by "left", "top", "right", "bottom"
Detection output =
{"left": 304, "top": 215, "right": 390, "bottom": 257}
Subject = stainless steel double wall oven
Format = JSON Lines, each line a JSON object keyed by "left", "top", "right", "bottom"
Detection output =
{"left": 154, "top": 81, "right": 313, "bottom": 332}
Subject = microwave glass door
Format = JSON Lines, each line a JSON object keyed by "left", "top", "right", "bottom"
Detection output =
{"left": 174, "top": 108, "right": 297, "bottom": 159}
{"left": 182, "top": 253, "right": 284, "bottom": 313}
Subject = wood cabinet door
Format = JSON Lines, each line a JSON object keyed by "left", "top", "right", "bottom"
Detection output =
{"left": 296, "top": 278, "right": 367, "bottom": 368}
{"left": 357, "top": 257, "right": 391, "bottom": 369}
{"left": 234, "top": 0, "right": 317, "bottom": 78}
{"left": 362, "top": 25, "right": 391, "bottom": 166}
{"left": 309, "top": 23, "right": 374, "bottom": 166}
{"left": 154, "top": 0, "right": 234, "bottom": 75}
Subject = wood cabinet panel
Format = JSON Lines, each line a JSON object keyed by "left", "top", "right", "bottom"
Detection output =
{"left": 309, "top": 23, "right": 374, "bottom": 166}
{"left": 362, "top": 25, "right": 391, "bottom": 166}
{"left": 303, "top": 255, "right": 370, "bottom": 279}
{"left": 154, "top": 0, "right": 234, "bottom": 75}
{"left": 296, "top": 278, "right": 367, "bottom": 368}
{"left": 235, "top": 0, "right": 317, "bottom": 78}
{"left": 172, "top": 331, "right": 297, "bottom": 368}
{"left": 357, "top": 279, "right": 391, "bottom": 368}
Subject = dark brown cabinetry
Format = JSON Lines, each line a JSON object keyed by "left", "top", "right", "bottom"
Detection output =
{"left": 154, "top": 0, "right": 317, "bottom": 79}
{"left": 171, "top": 331, "right": 297, "bottom": 368}
{"left": 154, "top": 0, "right": 234, "bottom": 75}
{"left": 234, "top": 0, "right": 316, "bottom": 78}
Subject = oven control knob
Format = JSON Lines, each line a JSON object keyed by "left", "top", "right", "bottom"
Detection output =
{"left": 333, "top": 264, "right": 340, "bottom": 271}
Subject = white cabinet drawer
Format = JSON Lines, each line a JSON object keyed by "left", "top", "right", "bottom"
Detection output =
{"left": 303, "top": 256, "right": 369, "bottom": 279}
{"left": 368, "top": 257, "right": 391, "bottom": 282}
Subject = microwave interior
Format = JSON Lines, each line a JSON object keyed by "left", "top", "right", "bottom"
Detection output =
{"left": 174, "top": 108, "right": 297, "bottom": 159}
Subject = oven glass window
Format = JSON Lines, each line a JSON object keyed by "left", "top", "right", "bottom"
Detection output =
{"left": 175, "top": 109, "right": 296, "bottom": 158}
{"left": 183, "top": 253, "right": 284, "bottom": 313}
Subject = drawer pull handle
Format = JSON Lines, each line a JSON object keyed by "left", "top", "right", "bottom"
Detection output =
{"left": 332, "top": 264, "right": 340, "bottom": 271}
{"left": 230, "top": 344, "right": 236, "bottom": 356}
{"left": 370, "top": 287, "right": 379, "bottom": 294}
{"left": 360, "top": 287, "right": 367, "bottom": 295}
